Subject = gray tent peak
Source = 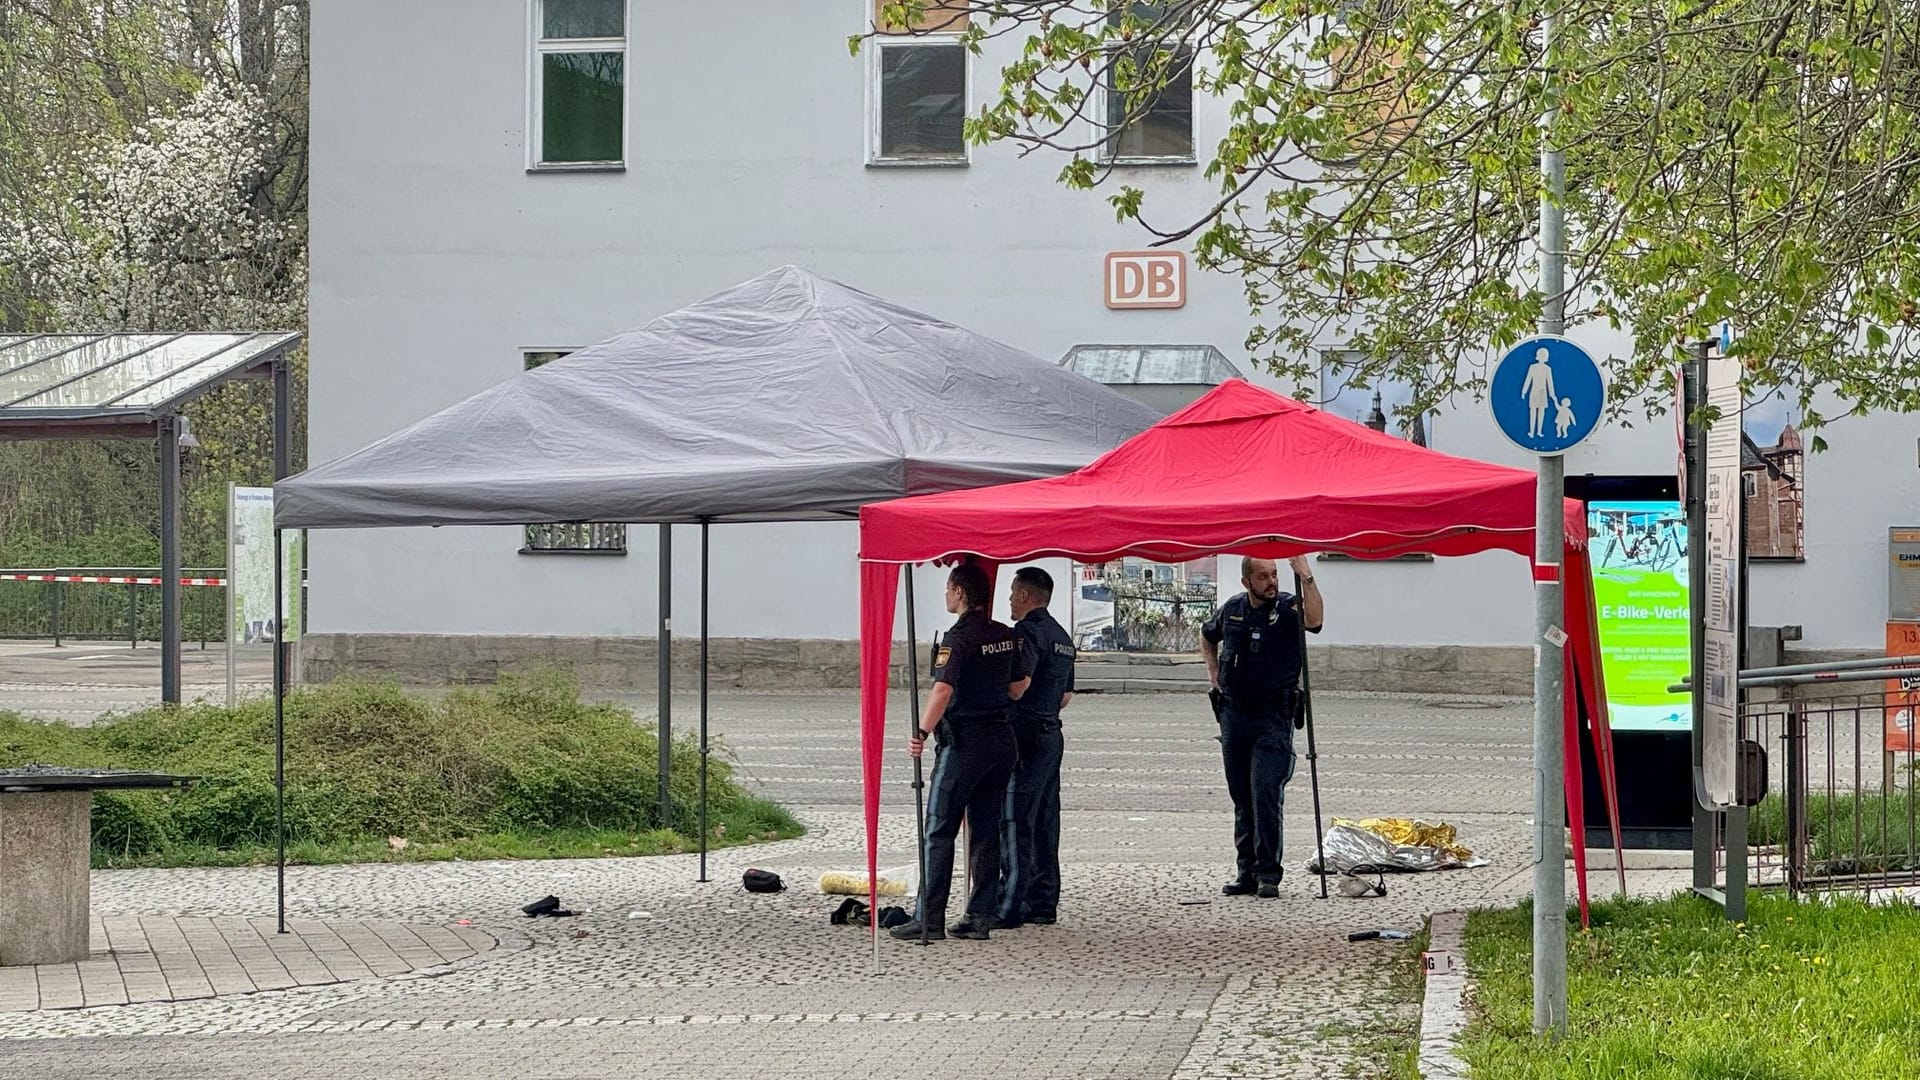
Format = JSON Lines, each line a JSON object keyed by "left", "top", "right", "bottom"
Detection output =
{"left": 276, "top": 267, "right": 1162, "bottom": 528}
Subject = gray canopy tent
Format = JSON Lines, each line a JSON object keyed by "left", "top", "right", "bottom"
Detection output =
{"left": 270, "top": 266, "right": 1160, "bottom": 928}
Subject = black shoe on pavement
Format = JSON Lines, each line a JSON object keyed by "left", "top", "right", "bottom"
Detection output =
{"left": 889, "top": 920, "right": 945, "bottom": 941}
{"left": 1027, "top": 913, "right": 1056, "bottom": 925}
{"left": 1257, "top": 880, "right": 1280, "bottom": 899}
{"left": 1222, "top": 878, "right": 1258, "bottom": 896}
{"left": 949, "top": 917, "right": 992, "bottom": 940}
{"left": 994, "top": 915, "right": 1026, "bottom": 931}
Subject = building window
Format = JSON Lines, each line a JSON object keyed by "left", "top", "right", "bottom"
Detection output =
{"left": 1100, "top": 3, "right": 1196, "bottom": 163}
{"left": 523, "top": 521, "right": 629, "bottom": 554}
{"left": 521, "top": 349, "right": 628, "bottom": 554}
{"left": 869, "top": 3, "right": 970, "bottom": 168}
{"left": 532, "top": 0, "right": 625, "bottom": 167}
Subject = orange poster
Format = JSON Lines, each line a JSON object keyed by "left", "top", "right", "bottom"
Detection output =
{"left": 1884, "top": 621, "right": 1920, "bottom": 753}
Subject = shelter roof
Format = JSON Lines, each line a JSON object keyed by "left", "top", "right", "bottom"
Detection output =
{"left": 0, "top": 332, "right": 300, "bottom": 440}
{"left": 1060, "top": 343, "right": 1243, "bottom": 385}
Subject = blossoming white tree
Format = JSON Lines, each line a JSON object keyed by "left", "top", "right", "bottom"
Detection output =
{"left": 3, "top": 83, "right": 304, "bottom": 333}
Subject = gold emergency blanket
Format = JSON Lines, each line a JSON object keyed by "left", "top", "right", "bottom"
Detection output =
{"left": 1338, "top": 818, "right": 1475, "bottom": 861}
{"left": 1306, "top": 817, "right": 1487, "bottom": 875}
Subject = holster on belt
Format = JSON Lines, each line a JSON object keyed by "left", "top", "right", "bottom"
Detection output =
{"left": 1280, "top": 687, "right": 1305, "bottom": 729}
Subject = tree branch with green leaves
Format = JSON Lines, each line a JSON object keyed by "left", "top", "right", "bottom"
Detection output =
{"left": 857, "top": 0, "right": 1920, "bottom": 441}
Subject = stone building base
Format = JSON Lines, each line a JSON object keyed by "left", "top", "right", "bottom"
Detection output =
{"left": 299, "top": 634, "right": 1541, "bottom": 696}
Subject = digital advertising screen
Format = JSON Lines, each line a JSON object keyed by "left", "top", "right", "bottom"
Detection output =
{"left": 1587, "top": 500, "right": 1691, "bottom": 733}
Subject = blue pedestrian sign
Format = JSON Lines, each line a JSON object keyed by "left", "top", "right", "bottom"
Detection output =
{"left": 1490, "top": 335, "right": 1604, "bottom": 455}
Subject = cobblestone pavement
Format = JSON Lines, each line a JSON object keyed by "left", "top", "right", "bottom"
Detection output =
{"left": 0, "top": 685, "right": 1691, "bottom": 1078}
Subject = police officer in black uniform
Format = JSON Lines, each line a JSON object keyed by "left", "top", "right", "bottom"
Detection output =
{"left": 995, "top": 566, "right": 1075, "bottom": 929}
{"left": 1200, "top": 555, "right": 1325, "bottom": 898}
{"left": 892, "top": 563, "right": 1034, "bottom": 942}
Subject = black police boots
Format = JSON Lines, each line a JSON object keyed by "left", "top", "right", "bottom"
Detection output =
{"left": 948, "top": 916, "right": 992, "bottom": 941}
{"left": 1223, "top": 877, "right": 1281, "bottom": 898}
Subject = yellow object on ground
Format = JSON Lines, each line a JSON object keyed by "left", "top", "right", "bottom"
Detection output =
{"left": 1333, "top": 817, "right": 1475, "bottom": 861}
{"left": 818, "top": 871, "right": 907, "bottom": 897}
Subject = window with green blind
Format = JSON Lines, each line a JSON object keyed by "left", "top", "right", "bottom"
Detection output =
{"left": 534, "top": 0, "right": 625, "bottom": 167}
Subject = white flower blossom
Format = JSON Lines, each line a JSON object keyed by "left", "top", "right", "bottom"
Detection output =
{"left": 0, "top": 83, "right": 306, "bottom": 333}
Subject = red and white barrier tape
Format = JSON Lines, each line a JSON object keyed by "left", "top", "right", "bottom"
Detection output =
{"left": 0, "top": 573, "right": 227, "bottom": 587}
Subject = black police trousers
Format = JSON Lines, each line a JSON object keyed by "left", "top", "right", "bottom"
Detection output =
{"left": 997, "top": 725, "right": 1064, "bottom": 923}
{"left": 1217, "top": 703, "right": 1298, "bottom": 884}
{"left": 919, "top": 721, "right": 1016, "bottom": 925}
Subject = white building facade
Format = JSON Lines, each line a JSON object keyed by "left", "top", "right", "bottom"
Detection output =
{"left": 306, "top": 1, "right": 1914, "bottom": 683}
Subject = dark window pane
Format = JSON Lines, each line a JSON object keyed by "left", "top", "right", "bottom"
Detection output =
{"left": 542, "top": 51, "right": 623, "bottom": 163}
{"left": 879, "top": 45, "right": 966, "bottom": 160}
{"left": 543, "top": 0, "right": 624, "bottom": 39}
{"left": 1107, "top": 47, "right": 1193, "bottom": 159}
{"left": 1105, "top": 2, "right": 1190, "bottom": 30}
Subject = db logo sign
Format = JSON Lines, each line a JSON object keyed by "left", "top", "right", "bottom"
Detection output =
{"left": 1104, "top": 251, "right": 1187, "bottom": 310}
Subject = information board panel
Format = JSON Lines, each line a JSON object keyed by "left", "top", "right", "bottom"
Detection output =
{"left": 1700, "top": 350, "right": 1744, "bottom": 807}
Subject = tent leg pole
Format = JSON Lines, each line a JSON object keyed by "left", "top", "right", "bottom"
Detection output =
{"left": 274, "top": 527, "right": 287, "bottom": 934}
{"left": 658, "top": 524, "right": 672, "bottom": 831}
{"left": 1296, "top": 570, "right": 1328, "bottom": 900}
{"left": 271, "top": 350, "right": 293, "bottom": 935}
{"left": 906, "top": 569, "right": 928, "bottom": 945}
{"left": 698, "top": 519, "right": 710, "bottom": 884}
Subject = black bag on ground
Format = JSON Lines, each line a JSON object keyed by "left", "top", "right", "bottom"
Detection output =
{"left": 742, "top": 868, "right": 785, "bottom": 893}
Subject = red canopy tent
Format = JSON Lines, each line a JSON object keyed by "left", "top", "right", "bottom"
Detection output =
{"left": 855, "top": 379, "right": 1624, "bottom": 940}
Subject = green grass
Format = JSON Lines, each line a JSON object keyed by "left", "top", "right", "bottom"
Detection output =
{"left": 1376, "top": 922, "right": 1431, "bottom": 1080}
{"left": 1749, "top": 786, "right": 1920, "bottom": 877}
{"left": 1460, "top": 894, "right": 1920, "bottom": 1079}
{"left": 0, "top": 670, "right": 802, "bottom": 868}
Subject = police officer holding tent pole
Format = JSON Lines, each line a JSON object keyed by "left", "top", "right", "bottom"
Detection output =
{"left": 995, "top": 566, "right": 1075, "bottom": 929}
{"left": 1200, "top": 556, "right": 1325, "bottom": 897}
{"left": 893, "top": 563, "right": 1033, "bottom": 943}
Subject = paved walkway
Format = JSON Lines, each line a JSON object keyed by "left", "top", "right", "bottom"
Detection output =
{"left": 0, "top": 683, "right": 1692, "bottom": 1077}
{"left": 0, "top": 918, "right": 499, "bottom": 1012}
{"left": 0, "top": 641, "right": 271, "bottom": 724}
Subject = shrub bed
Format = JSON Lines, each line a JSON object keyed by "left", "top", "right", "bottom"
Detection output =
{"left": 0, "top": 671, "right": 801, "bottom": 867}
